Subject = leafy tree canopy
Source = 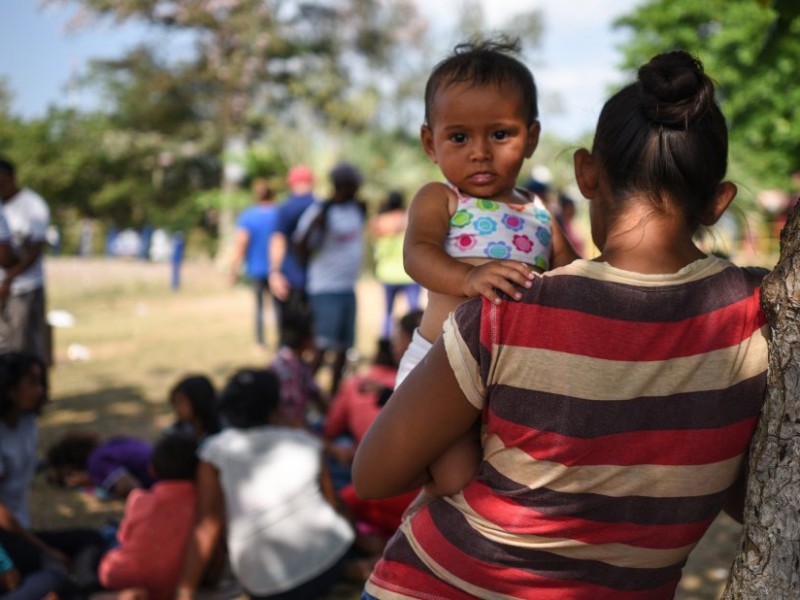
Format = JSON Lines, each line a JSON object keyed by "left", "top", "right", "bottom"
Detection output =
{"left": 615, "top": 0, "right": 800, "bottom": 194}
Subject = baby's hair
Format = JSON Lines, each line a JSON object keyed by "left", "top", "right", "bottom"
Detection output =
{"left": 592, "top": 50, "right": 728, "bottom": 226}
{"left": 219, "top": 369, "right": 281, "bottom": 429}
{"left": 151, "top": 433, "right": 198, "bottom": 481}
{"left": 170, "top": 375, "right": 221, "bottom": 436}
{"left": 424, "top": 37, "right": 538, "bottom": 127}
{"left": 0, "top": 351, "right": 47, "bottom": 418}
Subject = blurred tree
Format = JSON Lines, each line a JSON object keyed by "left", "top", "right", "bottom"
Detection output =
{"left": 615, "top": 0, "right": 800, "bottom": 195}
{"left": 42, "top": 0, "right": 428, "bottom": 246}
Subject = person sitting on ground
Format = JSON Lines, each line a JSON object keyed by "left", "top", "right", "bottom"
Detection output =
{"left": 97, "top": 433, "right": 200, "bottom": 600}
{"left": 176, "top": 369, "right": 359, "bottom": 600}
{"left": 268, "top": 312, "right": 327, "bottom": 430}
{"left": 166, "top": 375, "right": 221, "bottom": 441}
{"left": 46, "top": 431, "right": 154, "bottom": 500}
{"left": 326, "top": 310, "right": 425, "bottom": 547}
{"left": 0, "top": 351, "right": 105, "bottom": 598}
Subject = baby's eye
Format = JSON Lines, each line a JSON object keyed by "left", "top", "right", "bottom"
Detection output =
{"left": 492, "top": 130, "right": 510, "bottom": 141}
{"left": 449, "top": 133, "right": 467, "bottom": 143}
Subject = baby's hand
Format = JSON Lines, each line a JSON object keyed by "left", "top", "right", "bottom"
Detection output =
{"left": 463, "top": 261, "right": 535, "bottom": 304}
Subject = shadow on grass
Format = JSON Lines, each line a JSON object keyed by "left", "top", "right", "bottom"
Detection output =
{"left": 40, "top": 385, "right": 169, "bottom": 443}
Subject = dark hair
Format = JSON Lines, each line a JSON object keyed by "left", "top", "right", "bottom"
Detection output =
{"left": 0, "top": 158, "right": 15, "bottom": 178}
{"left": 374, "top": 338, "right": 396, "bottom": 368}
{"left": 45, "top": 431, "right": 102, "bottom": 485}
{"left": 219, "top": 369, "right": 281, "bottom": 429}
{"left": 379, "top": 191, "right": 405, "bottom": 214}
{"left": 151, "top": 433, "right": 198, "bottom": 481}
{"left": 0, "top": 351, "right": 48, "bottom": 419}
{"left": 279, "top": 312, "right": 313, "bottom": 350}
{"left": 592, "top": 51, "right": 728, "bottom": 226}
{"left": 398, "top": 309, "right": 424, "bottom": 340}
{"left": 424, "top": 37, "right": 538, "bottom": 127}
{"left": 170, "top": 375, "right": 220, "bottom": 436}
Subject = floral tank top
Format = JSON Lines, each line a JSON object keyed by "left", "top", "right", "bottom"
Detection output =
{"left": 445, "top": 186, "right": 552, "bottom": 270}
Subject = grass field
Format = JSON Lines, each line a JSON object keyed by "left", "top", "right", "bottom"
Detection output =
{"left": 30, "top": 256, "right": 747, "bottom": 599}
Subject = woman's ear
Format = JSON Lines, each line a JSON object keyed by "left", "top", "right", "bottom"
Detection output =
{"left": 420, "top": 125, "right": 438, "bottom": 164}
{"left": 700, "top": 181, "right": 737, "bottom": 226}
{"left": 574, "top": 148, "right": 599, "bottom": 199}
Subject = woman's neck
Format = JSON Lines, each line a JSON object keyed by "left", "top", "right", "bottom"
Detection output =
{"left": 595, "top": 203, "right": 705, "bottom": 274}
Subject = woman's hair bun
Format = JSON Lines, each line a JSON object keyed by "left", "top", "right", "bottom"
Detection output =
{"left": 637, "top": 50, "right": 715, "bottom": 129}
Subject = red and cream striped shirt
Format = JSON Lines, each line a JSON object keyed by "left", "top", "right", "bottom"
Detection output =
{"left": 366, "top": 256, "right": 768, "bottom": 599}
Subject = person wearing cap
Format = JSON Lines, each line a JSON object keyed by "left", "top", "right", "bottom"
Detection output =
{"left": 229, "top": 178, "right": 278, "bottom": 349}
{"left": 268, "top": 165, "right": 317, "bottom": 333}
{"left": 293, "top": 163, "right": 367, "bottom": 397}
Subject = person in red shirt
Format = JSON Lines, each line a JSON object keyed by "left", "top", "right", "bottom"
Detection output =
{"left": 97, "top": 434, "right": 199, "bottom": 600}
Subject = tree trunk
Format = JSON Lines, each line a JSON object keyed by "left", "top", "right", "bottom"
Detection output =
{"left": 724, "top": 202, "right": 800, "bottom": 598}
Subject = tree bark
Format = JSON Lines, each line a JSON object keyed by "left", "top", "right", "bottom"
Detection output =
{"left": 724, "top": 201, "right": 800, "bottom": 598}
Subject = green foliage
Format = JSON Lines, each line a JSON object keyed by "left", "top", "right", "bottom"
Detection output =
{"left": 615, "top": 0, "right": 800, "bottom": 194}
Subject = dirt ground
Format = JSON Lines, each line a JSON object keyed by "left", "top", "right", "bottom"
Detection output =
{"left": 30, "top": 257, "right": 744, "bottom": 599}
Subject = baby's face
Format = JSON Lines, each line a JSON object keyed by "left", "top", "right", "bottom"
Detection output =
{"left": 421, "top": 81, "right": 539, "bottom": 200}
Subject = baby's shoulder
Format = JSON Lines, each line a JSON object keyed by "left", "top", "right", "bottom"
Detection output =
{"left": 412, "top": 181, "right": 459, "bottom": 216}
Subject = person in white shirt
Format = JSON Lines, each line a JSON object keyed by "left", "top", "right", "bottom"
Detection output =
{"left": 0, "top": 158, "right": 50, "bottom": 362}
{"left": 293, "top": 163, "right": 366, "bottom": 397}
{"left": 176, "top": 369, "right": 356, "bottom": 600}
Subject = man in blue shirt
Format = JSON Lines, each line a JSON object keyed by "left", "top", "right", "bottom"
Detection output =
{"left": 230, "top": 178, "right": 278, "bottom": 348}
{"left": 268, "top": 165, "right": 317, "bottom": 334}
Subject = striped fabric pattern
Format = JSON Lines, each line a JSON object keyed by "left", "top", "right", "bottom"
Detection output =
{"left": 366, "top": 257, "right": 768, "bottom": 599}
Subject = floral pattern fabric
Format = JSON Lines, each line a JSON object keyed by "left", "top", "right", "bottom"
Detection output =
{"left": 445, "top": 189, "right": 552, "bottom": 271}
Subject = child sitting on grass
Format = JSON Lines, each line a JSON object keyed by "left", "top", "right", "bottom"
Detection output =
{"left": 96, "top": 433, "right": 199, "bottom": 600}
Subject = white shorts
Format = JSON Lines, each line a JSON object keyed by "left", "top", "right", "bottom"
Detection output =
{"left": 395, "top": 328, "right": 434, "bottom": 389}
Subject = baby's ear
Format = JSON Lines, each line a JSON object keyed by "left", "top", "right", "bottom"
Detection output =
{"left": 700, "top": 181, "right": 737, "bottom": 226}
{"left": 525, "top": 121, "right": 541, "bottom": 158}
{"left": 420, "top": 125, "right": 438, "bottom": 164}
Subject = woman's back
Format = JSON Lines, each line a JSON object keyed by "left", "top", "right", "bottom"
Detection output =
{"left": 367, "top": 257, "right": 768, "bottom": 598}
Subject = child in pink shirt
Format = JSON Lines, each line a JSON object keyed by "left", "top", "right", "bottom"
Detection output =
{"left": 98, "top": 434, "right": 198, "bottom": 600}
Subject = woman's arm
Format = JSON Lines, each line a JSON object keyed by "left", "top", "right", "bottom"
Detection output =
{"left": 353, "top": 337, "right": 480, "bottom": 499}
{"left": 0, "top": 503, "right": 70, "bottom": 567}
{"left": 176, "top": 461, "right": 225, "bottom": 599}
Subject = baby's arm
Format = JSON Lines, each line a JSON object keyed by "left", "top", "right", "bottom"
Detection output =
{"left": 405, "top": 182, "right": 534, "bottom": 303}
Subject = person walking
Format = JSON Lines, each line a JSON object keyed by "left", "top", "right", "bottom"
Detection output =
{"left": 268, "top": 165, "right": 317, "bottom": 329}
{"left": 294, "top": 163, "right": 366, "bottom": 397}
{"left": 368, "top": 191, "right": 422, "bottom": 340}
{"left": 229, "top": 178, "right": 278, "bottom": 349}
